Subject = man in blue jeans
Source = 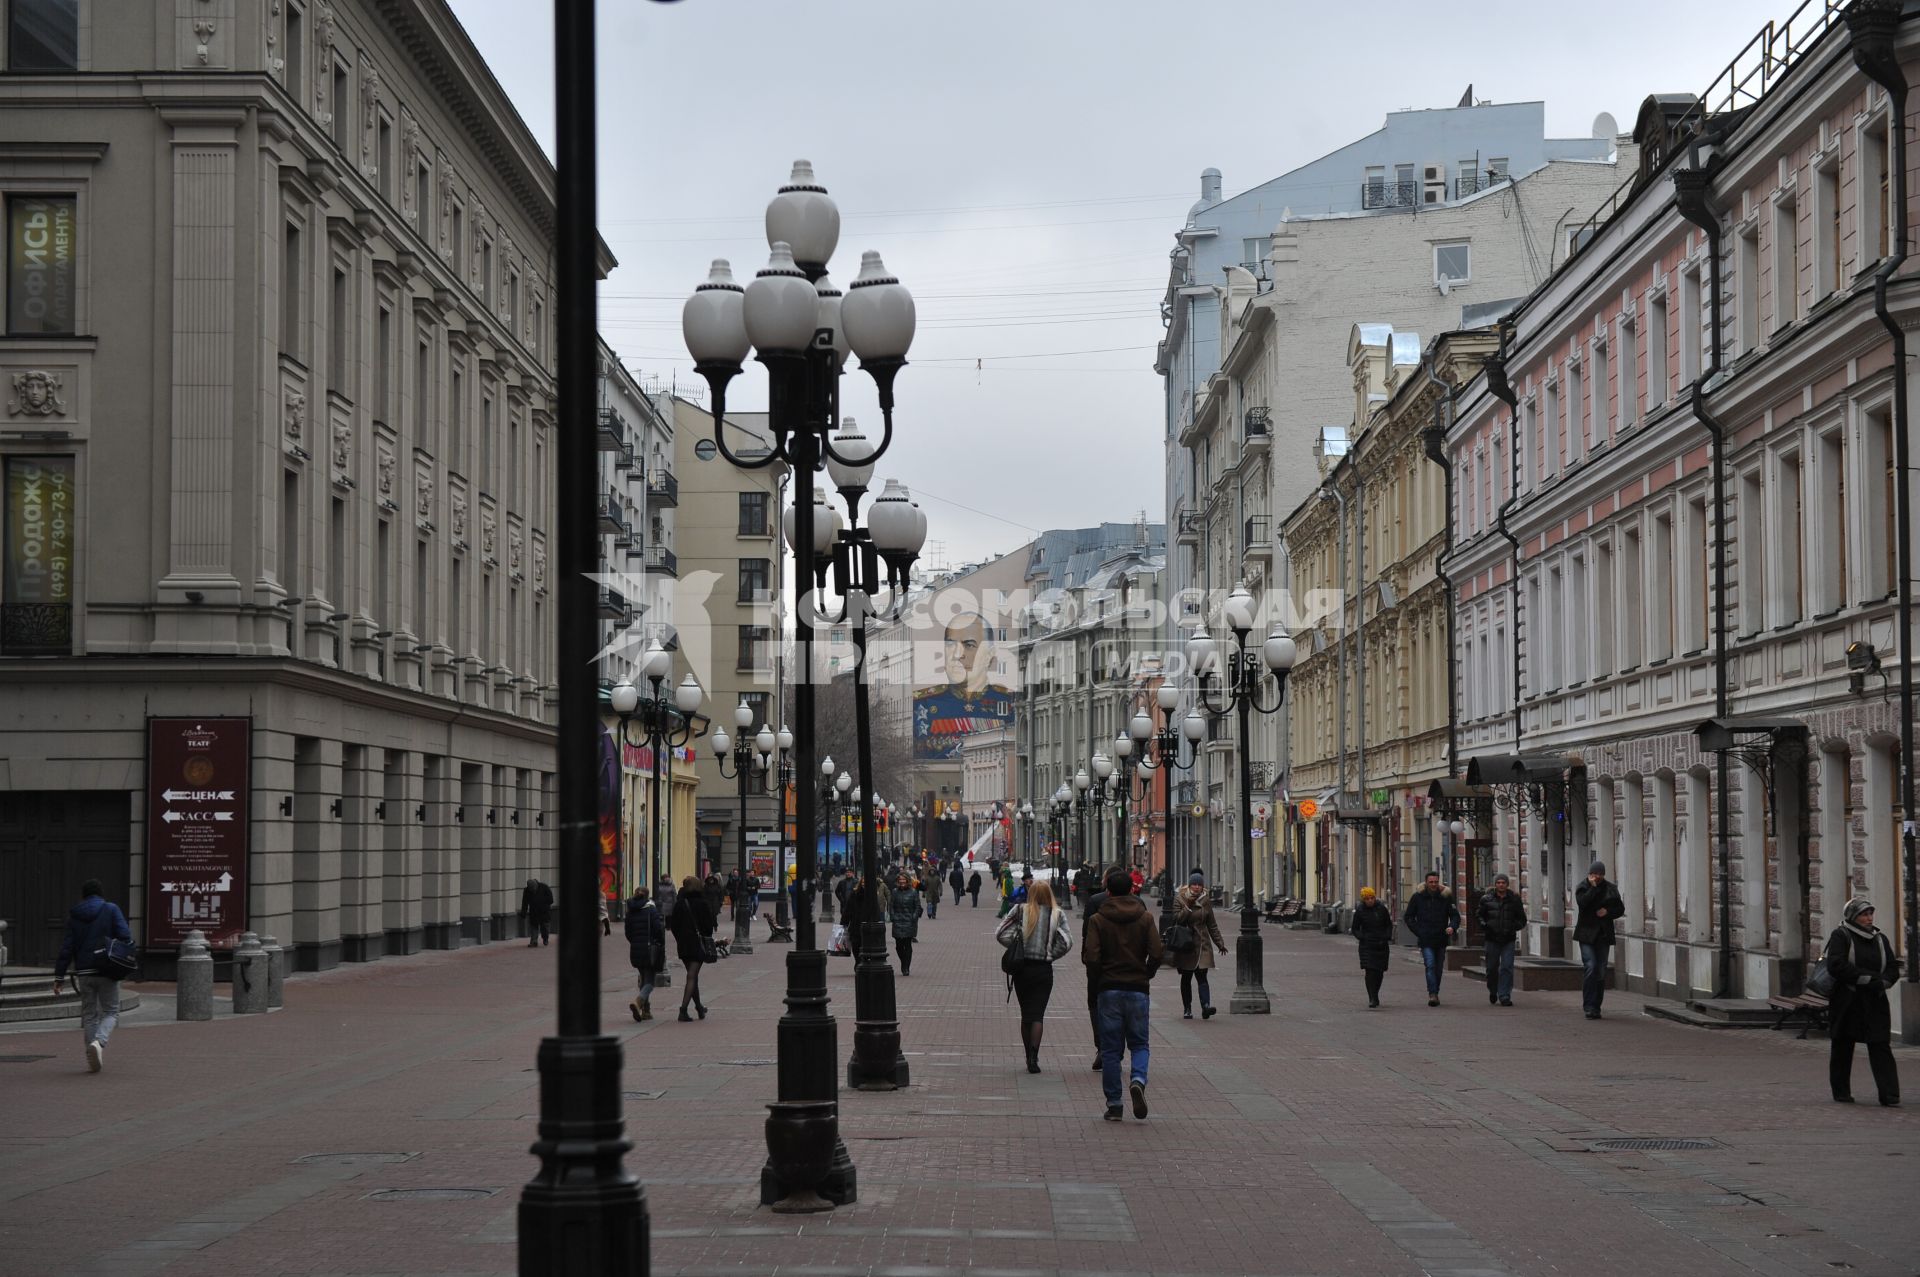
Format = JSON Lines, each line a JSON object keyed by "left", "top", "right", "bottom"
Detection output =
{"left": 51, "top": 878, "right": 132, "bottom": 1073}
{"left": 1083, "top": 868, "right": 1165, "bottom": 1121}
{"left": 1574, "top": 861, "right": 1625, "bottom": 1018}
{"left": 1403, "top": 871, "right": 1461, "bottom": 1007}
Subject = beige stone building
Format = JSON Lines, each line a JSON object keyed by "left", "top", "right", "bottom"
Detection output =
{"left": 1282, "top": 325, "right": 1493, "bottom": 915}
{"left": 0, "top": 0, "right": 572, "bottom": 972}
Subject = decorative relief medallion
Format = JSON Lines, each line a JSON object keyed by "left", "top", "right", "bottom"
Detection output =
{"left": 8, "top": 370, "right": 65, "bottom": 417}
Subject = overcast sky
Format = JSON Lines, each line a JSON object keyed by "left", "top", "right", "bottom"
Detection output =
{"left": 448, "top": 0, "right": 1776, "bottom": 566}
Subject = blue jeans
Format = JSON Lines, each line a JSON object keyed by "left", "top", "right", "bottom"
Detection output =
{"left": 77, "top": 974, "right": 120, "bottom": 1047}
{"left": 1419, "top": 946, "right": 1447, "bottom": 996}
{"left": 1580, "top": 942, "right": 1611, "bottom": 1012}
{"left": 1095, "top": 989, "right": 1150, "bottom": 1106}
{"left": 926, "top": 895, "right": 938, "bottom": 919}
{"left": 1484, "top": 940, "right": 1516, "bottom": 1001}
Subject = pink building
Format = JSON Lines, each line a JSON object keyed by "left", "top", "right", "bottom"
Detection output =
{"left": 1443, "top": 0, "right": 1919, "bottom": 1033}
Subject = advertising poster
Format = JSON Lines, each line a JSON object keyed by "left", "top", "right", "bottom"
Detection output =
{"left": 145, "top": 718, "right": 251, "bottom": 949}
{"left": 3, "top": 454, "right": 74, "bottom": 654}
{"left": 8, "top": 195, "right": 76, "bottom": 335}
{"left": 597, "top": 724, "right": 620, "bottom": 901}
{"left": 911, "top": 609, "right": 1016, "bottom": 761}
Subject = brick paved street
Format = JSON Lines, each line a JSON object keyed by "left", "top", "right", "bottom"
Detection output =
{"left": 1, "top": 905, "right": 1916, "bottom": 1277}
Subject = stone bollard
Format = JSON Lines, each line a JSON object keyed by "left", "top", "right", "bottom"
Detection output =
{"left": 176, "top": 930, "right": 214, "bottom": 1021}
{"left": 260, "top": 934, "right": 286, "bottom": 1009}
{"left": 232, "top": 932, "right": 269, "bottom": 1015}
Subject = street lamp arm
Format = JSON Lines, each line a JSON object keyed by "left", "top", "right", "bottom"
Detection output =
{"left": 1248, "top": 669, "right": 1290, "bottom": 717}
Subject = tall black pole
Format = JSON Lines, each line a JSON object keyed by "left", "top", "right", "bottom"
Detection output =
{"left": 647, "top": 707, "right": 670, "bottom": 989}
{"left": 1229, "top": 643, "right": 1271, "bottom": 1015}
{"left": 733, "top": 743, "right": 754, "bottom": 954}
{"left": 1160, "top": 731, "right": 1178, "bottom": 934}
{"left": 848, "top": 619, "right": 908, "bottom": 1089}
{"left": 519, "top": 0, "right": 647, "bottom": 1268}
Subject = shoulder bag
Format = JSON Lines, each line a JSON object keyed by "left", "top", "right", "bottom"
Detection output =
{"left": 88, "top": 908, "right": 138, "bottom": 981}
{"left": 1164, "top": 916, "right": 1197, "bottom": 955}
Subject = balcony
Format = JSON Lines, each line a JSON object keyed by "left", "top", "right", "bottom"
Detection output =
{"left": 644, "top": 544, "right": 678, "bottom": 577}
{"left": 596, "top": 408, "right": 625, "bottom": 453}
{"left": 1175, "top": 510, "right": 1203, "bottom": 548}
{"left": 598, "top": 495, "right": 628, "bottom": 536}
{"left": 596, "top": 585, "right": 629, "bottom": 622}
{"left": 1454, "top": 171, "right": 1508, "bottom": 200}
{"left": 1243, "top": 515, "right": 1272, "bottom": 564}
{"left": 1242, "top": 406, "right": 1271, "bottom": 457}
{"left": 1361, "top": 180, "right": 1418, "bottom": 210}
{"left": 646, "top": 469, "right": 679, "bottom": 508}
{"left": 615, "top": 440, "right": 635, "bottom": 472}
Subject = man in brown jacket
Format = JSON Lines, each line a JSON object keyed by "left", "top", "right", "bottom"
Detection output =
{"left": 1083, "top": 868, "right": 1165, "bottom": 1121}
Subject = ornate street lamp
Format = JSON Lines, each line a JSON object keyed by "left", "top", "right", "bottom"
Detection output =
{"left": 1131, "top": 687, "right": 1202, "bottom": 934}
{"left": 711, "top": 701, "right": 762, "bottom": 955}
{"left": 611, "top": 649, "right": 705, "bottom": 987}
{"left": 1194, "top": 581, "right": 1297, "bottom": 1014}
{"left": 1072, "top": 767, "right": 1092, "bottom": 871}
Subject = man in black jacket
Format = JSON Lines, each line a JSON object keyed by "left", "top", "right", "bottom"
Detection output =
{"left": 1403, "top": 871, "right": 1460, "bottom": 1007}
{"left": 1573, "top": 861, "right": 1626, "bottom": 1019}
{"left": 520, "top": 878, "right": 554, "bottom": 947}
{"left": 1477, "top": 874, "right": 1526, "bottom": 1007}
{"left": 1084, "top": 868, "right": 1165, "bottom": 1121}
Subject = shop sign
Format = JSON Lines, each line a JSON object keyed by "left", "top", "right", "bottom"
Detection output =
{"left": 145, "top": 717, "right": 251, "bottom": 949}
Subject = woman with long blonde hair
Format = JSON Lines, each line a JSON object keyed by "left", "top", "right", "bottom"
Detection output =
{"left": 994, "top": 879, "right": 1073, "bottom": 1072}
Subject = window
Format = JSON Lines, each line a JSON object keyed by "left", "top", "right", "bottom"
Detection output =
{"left": 1686, "top": 494, "right": 1710, "bottom": 651}
{"left": 415, "top": 335, "right": 431, "bottom": 445}
{"left": 280, "top": 469, "right": 301, "bottom": 595}
{"left": 450, "top": 202, "right": 464, "bottom": 272}
{"left": 738, "top": 490, "right": 768, "bottom": 536}
{"left": 1679, "top": 268, "right": 1701, "bottom": 383}
{"left": 737, "top": 624, "right": 769, "bottom": 672}
{"left": 330, "top": 59, "right": 350, "bottom": 150}
{"left": 1818, "top": 427, "right": 1848, "bottom": 614}
{"left": 281, "top": 220, "right": 302, "bottom": 356}
{"left": 507, "top": 268, "right": 519, "bottom": 324}
{"left": 328, "top": 496, "right": 345, "bottom": 618}
{"left": 1617, "top": 317, "right": 1638, "bottom": 430}
{"left": 375, "top": 519, "right": 391, "bottom": 636}
{"left": 6, "top": 194, "right": 76, "bottom": 336}
{"left": 1591, "top": 338, "right": 1609, "bottom": 449}
{"left": 1488, "top": 157, "right": 1509, "bottom": 178}
{"left": 1593, "top": 538, "right": 1614, "bottom": 676}
{"left": 1737, "top": 224, "right": 1761, "bottom": 354}
{"left": 7, "top": 0, "right": 76, "bottom": 70}
{"left": 1777, "top": 450, "right": 1804, "bottom": 625}
{"left": 1650, "top": 511, "right": 1674, "bottom": 662}
{"left": 1542, "top": 382, "right": 1559, "bottom": 480}
{"left": 449, "top": 365, "right": 463, "bottom": 466}
{"left": 1567, "top": 554, "right": 1587, "bottom": 684}
{"left": 741, "top": 691, "right": 770, "bottom": 730}
{"left": 1648, "top": 293, "right": 1669, "bottom": 408}
{"left": 376, "top": 113, "right": 394, "bottom": 203}
{"left": 448, "top": 560, "right": 462, "bottom": 656}
{"left": 1434, "top": 241, "right": 1470, "bottom": 286}
{"left": 1773, "top": 192, "right": 1799, "bottom": 329}
{"left": 737, "top": 557, "right": 770, "bottom": 603}
{"left": 415, "top": 163, "right": 431, "bottom": 229}
{"left": 481, "top": 240, "right": 494, "bottom": 308}
{"left": 1566, "top": 360, "right": 1583, "bottom": 464}
{"left": 1620, "top": 524, "right": 1643, "bottom": 668}
{"left": 479, "top": 395, "right": 493, "bottom": 488}
{"left": 1739, "top": 468, "right": 1766, "bottom": 633}
{"left": 375, "top": 304, "right": 392, "bottom": 424}
{"left": 1818, "top": 157, "right": 1841, "bottom": 296}
{"left": 284, "top": 3, "right": 304, "bottom": 101}
{"left": 1240, "top": 237, "right": 1267, "bottom": 271}
{"left": 328, "top": 266, "right": 349, "bottom": 391}
{"left": 530, "top": 298, "right": 544, "bottom": 363}
{"left": 2, "top": 454, "right": 76, "bottom": 654}
{"left": 1868, "top": 406, "right": 1898, "bottom": 597}
{"left": 1862, "top": 119, "right": 1891, "bottom": 264}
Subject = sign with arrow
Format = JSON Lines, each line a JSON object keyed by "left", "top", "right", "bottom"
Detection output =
{"left": 146, "top": 717, "right": 251, "bottom": 949}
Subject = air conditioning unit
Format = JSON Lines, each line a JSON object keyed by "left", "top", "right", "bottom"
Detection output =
{"left": 1422, "top": 163, "right": 1447, "bottom": 204}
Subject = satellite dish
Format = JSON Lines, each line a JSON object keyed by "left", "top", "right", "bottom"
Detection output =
{"left": 1593, "top": 111, "right": 1619, "bottom": 140}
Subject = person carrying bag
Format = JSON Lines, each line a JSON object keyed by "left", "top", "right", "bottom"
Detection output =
{"left": 995, "top": 880, "right": 1073, "bottom": 1073}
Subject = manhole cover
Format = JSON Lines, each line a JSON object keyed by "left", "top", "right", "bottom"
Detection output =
{"left": 1593, "top": 1138, "right": 1716, "bottom": 1152}
{"left": 719, "top": 1058, "right": 775, "bottom": 1067}
{"left": 295, "top": 1152, "right": 417, "bottom": 1166}
{"left": 364, "top": 1188, "right": 497, "bottom": 1202}
{"left": 0, "top": 1055, "right": 52, "bottom": 1064}
{"left": 624, "top": 1090, "right": 664, "bottom": 1101}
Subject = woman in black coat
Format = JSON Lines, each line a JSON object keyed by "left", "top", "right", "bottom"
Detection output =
{"left": 1825, "top": 897, "right": 1901, "bottom": 1106}
{"left": 668, "top": 874, "right": 716, "bottom": 1022}
{"left": 624, "top": 885, "right": 665, "bottom": 1022}
{"left": 1352, "top": 887, "right": 1395, "bottom": 1008}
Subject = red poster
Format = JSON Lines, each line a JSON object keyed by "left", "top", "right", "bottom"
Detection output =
{"left": 145, "top": 717, "right": 251, "bottom": 949}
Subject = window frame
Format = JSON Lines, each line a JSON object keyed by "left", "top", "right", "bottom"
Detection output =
{"left": 1433, "top": 240, "right": 1471, "bottom": 287}
{"left": 4, "top": 189, "right": 81, "bottom": 338}
{"left": 5, "top": 0, "right": 82, "bottom": 72}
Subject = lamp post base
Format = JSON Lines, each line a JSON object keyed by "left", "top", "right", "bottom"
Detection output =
{"left": 847, "top": 921, "right": 909, "bottom": 1090}
{"left": 1229, "top": 927, "right": 1271, "bottom": 1015}
{"left": 762, "top": 949, "right": 854, "bottom": 1211}
{"left": 517, "top": 1034, "right": 648, "bottom": 1274}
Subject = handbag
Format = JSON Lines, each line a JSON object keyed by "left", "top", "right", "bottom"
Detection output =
{"left": 95, "top": 936, "right": 139, "bottom": 981}
{"left": 1164, "top": 922, "right": 1197, "bottom": 955}
{"left": 1805, "top": 958, "right": 1837, "bottom": 999}
{"left": 696, "top": 934, "right": 719, "bottom": 965}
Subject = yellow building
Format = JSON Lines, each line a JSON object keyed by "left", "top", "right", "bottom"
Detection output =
{"left": 1282, "top": 324, "right": 1495, "bottom": 914}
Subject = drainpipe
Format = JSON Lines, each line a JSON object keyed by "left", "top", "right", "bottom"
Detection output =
{"left": 1673, "top": 158, "right": 1738, "bottom": 999}
{"left": 1849, "top": 0, "right": 1918, "bottom": 992}
{"left": 1419, "top": 357, "right": 1460, "bottom": 780}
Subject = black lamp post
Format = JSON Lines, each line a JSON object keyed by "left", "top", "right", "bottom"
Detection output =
{"left": 711, "top": 701, "right": 772, "bottom": 955}
{"left": 1072, "top": 766, "right": 1093, "bottom": 870}
{"left": 611, "top": 651, "right": 704, "bottom": 989}
{"left": 1192, "top": 581, "right": 1297, "bottom": 1015}
{"left": 681, "top": 161, "right": 918, "bottom": 1212}
{"left": 1132, "top": 686, "right": 1205, "bottom": 932}
{"left": 770, "top": 724, "right": 795, "bottom": 932}
{"left": 1050, "top": 786, "right": 1073, "bottom": 897}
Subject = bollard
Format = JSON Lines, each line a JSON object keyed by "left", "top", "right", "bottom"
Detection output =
{"left": 232, "top": 932, "right": 269, "bottom": 1014}
{"left": 260, "top": 934, "right": 286, "bottom": 1009}
{"left": 176, "top": 930, "right": 214, "bottom": 1021}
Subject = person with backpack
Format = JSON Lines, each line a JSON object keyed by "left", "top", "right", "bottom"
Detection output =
{"left": 520, "top": 877, "right": 554, "bottom": 947}
{"left": 624, "top": 884, "right": 665, "bottom": 1022}
{"left": 1170, "top": 871, "right": 1229, "bottom": 1019}
{"left": 1823, "top": 897, "right": 1901, "bottom": 1106}
{"left": 51, "top": 879, "right": 133, "bottom": 1072}
{"left": 1084, "top": 868, "right": 1165, "bottom": 1121}
{"left": 995, "top": 879, "right": 1073, "bottom": 1072}
{"left": 1477, "top": 874, "right": 1527, "bottom": 1006}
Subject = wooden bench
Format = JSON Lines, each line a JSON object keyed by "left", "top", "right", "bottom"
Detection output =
{"left": 1261, "top": 897, "right": 1303, "bottom": 923}
{"left": 762, "top": 912, "right": 794, "bottom": 944}
{"left": 1768, "top": 990, "right": 1830, "bottom": 1039}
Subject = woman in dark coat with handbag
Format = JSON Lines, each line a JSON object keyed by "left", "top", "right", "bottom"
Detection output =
{"left": 1352, "top": 887, "right": 1394, "bottom": 1008}
{"left": 1825, "top": 897, "right": 1901, "bottom": 1106}
{"left": 1173, "top": 872, "right": 1229, "bottom": 1019}
{"left": 624, "top": 885, "right": 665, "bottom": 1022}
{"left": 668, "top": 874, "right": 716, "bottom": 1022}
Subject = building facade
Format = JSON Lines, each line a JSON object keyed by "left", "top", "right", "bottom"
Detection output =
{"left": 0, "top": 0, "right": 572, "bottom": 972}
{"left": 1445, "top": 1, "right": 1920, "bottom": 1032}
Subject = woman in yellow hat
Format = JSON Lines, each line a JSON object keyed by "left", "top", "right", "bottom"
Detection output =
{"left": 1352, "top": 886, "right": 1394, "bottom": 1008}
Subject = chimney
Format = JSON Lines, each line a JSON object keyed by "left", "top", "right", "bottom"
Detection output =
{"left": 1201, "top": 167, "right": 1222, "bottom": 204}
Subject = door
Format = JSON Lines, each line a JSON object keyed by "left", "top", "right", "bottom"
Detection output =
{"left": 0, "top": 791, "right": 133, "bottom": 969}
